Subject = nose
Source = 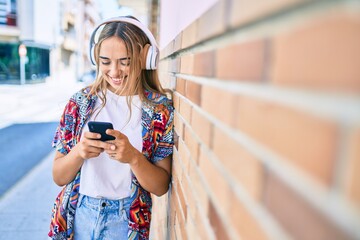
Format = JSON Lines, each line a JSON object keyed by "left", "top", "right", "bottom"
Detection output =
{"left": 108, "top": 62, "right": 122, "bottom": 76}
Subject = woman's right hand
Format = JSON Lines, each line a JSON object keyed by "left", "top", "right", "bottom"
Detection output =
{"left": 75, "top": 131, "right": 109, "bottom": 160}
{"left": 53, "top": 131, "right": 110, "bottom": 186}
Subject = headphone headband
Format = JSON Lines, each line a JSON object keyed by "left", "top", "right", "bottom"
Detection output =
{"left": 89, "top": 16, "right": 159, "bottom": 69}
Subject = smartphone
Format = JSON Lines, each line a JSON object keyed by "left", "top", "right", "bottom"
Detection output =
{"left": 88, "top": 121, "right": 115, "bottom": 141}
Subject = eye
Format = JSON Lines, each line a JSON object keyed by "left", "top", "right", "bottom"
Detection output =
{"left": 101, "top": 61, "right": 110, "bottom": 65}
{"left": 120, "top": 58, "right": 130, "bottom": 66}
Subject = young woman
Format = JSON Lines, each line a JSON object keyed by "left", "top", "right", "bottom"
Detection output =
{"left": 48, "top": 16, "right": 174, "bottom": 240}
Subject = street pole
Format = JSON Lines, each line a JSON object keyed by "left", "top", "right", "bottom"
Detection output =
{"left": 20, "top": 56, "right": 25, "bottom": 85}
{"left": 18, "top": 44, "right": 27, "bottom": 85}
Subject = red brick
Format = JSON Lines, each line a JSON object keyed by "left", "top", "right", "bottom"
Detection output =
{"left": 176, "top": 78, "right": 186, "bottom": 96}
{"left": 182, "top": 21, "right": 197, "bottom": 49}
{"left": 264, "top": 172, "right": 352, "bottom": 240}
{"left": 201, "top": 85, "right": 238, "bottom": 127}
{"left": 216, "top": 39, "right": 267, "bottom": 81}
{"left": 173, "top": 186, "right": 186, "bottom": 231}
{"left": 174, "top": 208, "right": 187, "bottom": 239}
{"left": 158, "top": 59, "right": 170, "bottom": 73}
{"left": 213, "top": 128, "right": 264, "bottom": 200}
{"left": 172, "top": 149, "right": 183, "bottom": 187}
{"left": 170, "top": 226, "right": 176, "bottom": 240}
{"left": 169, "top": 58, "right": 181, "bottom": 73}
{"left": 191, "top": 109, "right": 213, "bottom": 149}
{"left": 188, "top": 158, "right": 209, "bottom": 214}
{"left": 176, "top": 181, "right": 188, "bottom": 221}
{"left": 271, "top": 12, "right": 360, "bottom": 92}
{"left": 344, "top": 128, "right": 360, "bottom": 206}
{"left": 236, "top": 95, "right": 338, "bottom": 185}
{"left": 184, "top": 126, "right": 200, "bottom": 163}
{"left": 159, "top": 73, "right": 174, "bottom": 90}
{"left": 229, "top": 191, "right": 269, "bottom": 240}
{"left": 194, "top": 51, "right": 215, "bottom": 77}
{"left": 208, "top": 201, "right": 230, "bottom": 240}
{"left": 160, "top": 42, "right": 173, "bottom": 59}
{"left": 185, "top": 81, "right": 202, "bottom": 106}
{"left": 173, "top": 93, "right": 180, "bottom": 110}
{"left": 180, "top": 54, "right": 194, "bottom": 74}
{"left": 178, "top": 138, "right": 190, "bottom": 174}
{"left": 179, "top": 96, "right": 192, "bottom": 124}
{"left": 197, "top": 0, "right": 227, "bottom": 42}
{"left": 174, "top": 113, "right": 184, "bottom": 140}
{"left": 195, "top": 210, "right": 216, "bottom": 240}
{"left": 186, "top": 216, "right": 200, "bottom": 240}
{"left": 199, "top": 148, "right": 230, "bottom": 211}
{"left": 169, "top": 193, "right": 177, "bottom": 226}
{"left": 229, "top": 0, "right": 307, "bottom": 27}
{"left": 182, "top": 175, "right": 197, "bottom": 222}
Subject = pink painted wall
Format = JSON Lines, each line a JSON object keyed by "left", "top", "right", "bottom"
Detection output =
{"left": 159, "top": 0, "right": 218, "bottom": 49}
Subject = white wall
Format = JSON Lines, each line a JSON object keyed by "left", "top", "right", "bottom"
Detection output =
{"left": 33, "top": 0, "right": 60, "bottom": 45}
{"left": 159, "top": 0, "right": 218, "bottom": 49}
{"left": 18, "top": 0, "right": 34, "bottom": 41}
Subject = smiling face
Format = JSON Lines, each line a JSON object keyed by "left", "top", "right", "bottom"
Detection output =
{"left": 98, "top": 36, "right": 131, "bottom": 95}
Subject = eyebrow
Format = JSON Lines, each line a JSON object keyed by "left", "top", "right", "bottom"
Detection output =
{"left": 99, "top": 56, "right": 130, "bottom": 61}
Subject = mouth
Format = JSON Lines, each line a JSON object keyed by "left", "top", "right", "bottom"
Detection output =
{"left": 108, "top": 75, "right": 127, "bottom": 84}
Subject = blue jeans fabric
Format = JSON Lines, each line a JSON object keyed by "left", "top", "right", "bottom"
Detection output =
{"left": 74, "top": 194, "right": 131, "bottom": 240}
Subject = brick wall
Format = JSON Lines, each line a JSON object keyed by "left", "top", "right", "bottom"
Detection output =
{"left": 150, "top": 0, "right": 360, "bottom": 239}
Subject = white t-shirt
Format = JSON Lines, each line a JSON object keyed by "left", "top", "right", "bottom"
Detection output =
{"left": 79, "top": 90, "right": 142, "bottom": 200}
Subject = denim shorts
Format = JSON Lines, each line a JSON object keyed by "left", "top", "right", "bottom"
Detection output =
{"left": 74, "top": 194, "right": 131, "bottom": 240}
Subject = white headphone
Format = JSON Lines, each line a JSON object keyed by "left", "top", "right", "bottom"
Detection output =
{"left": 89, "top": 16, "right": 159, "bottom": 70}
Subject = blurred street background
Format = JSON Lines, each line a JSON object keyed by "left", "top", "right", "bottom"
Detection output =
{"left": 0, "top": 0, "right": 153, "bottom": 239}
{"left": 0, "top": 78, "right": 83, "bottom": 239}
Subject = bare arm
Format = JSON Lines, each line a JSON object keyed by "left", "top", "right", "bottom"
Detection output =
{"left": 130, "top": 153, "right": 171, "bottom": 196}
{"left": 52, "top": 132, "right": 110, "bottom": 186}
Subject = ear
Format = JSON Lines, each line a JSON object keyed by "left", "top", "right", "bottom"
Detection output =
{"left": 140, "top": 44, "right": 151, "bottom": 69}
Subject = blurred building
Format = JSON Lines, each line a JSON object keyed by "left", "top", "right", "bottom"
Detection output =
{"left": 0, "top": 0, "right": 59, "bottom": 84}
{"left": 116, "top": 0, "right": 158, "bottom": 39}
{"left": 0, "top": 0, "right": 62, "bottom": 84}
{"left": 0, "top": 0, "right": 160, "bottom": 85}
{"left": 59, "top": 0, "right": 100, "bottom": 82}
{"left": 0, "top": 0, "right": 101, "bottom": 84}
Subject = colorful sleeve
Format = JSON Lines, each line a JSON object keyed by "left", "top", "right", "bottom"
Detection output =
{"left": 52, "top": 98, "right": 79, "bottom": 155}
{"left": 152, "top": 101, "right": 174, "bottom": 163}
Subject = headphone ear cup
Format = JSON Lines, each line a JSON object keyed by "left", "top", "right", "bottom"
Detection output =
{"left": 89, "top": 44, "right": 96, "bottom": 65}
{"left": 140, "top": 44, "right": 151, "bottom": 69}
{"left": 147, "top": 45, "right": 158, "bottom": 70}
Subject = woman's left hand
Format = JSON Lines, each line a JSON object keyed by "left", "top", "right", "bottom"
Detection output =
{"left": 104, "top": 129, "right": 139, "bottom": 164}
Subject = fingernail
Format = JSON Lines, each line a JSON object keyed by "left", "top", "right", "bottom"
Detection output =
{"left": 111, "top": 145, "right": 116, "bottom": 150}
{"left": 97, "top": 134, "right": 101, "bottom": 138}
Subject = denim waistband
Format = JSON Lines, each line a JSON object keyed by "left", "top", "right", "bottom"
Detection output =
{"left": 78, "top": 194, "right": 131, "bottom": 212}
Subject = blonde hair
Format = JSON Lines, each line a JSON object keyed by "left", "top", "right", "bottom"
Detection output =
{"left": 88, "top": 17, "right": 169, "bottom": 122}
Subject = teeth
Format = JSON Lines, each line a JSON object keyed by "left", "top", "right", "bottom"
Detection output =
{"left": 110, "top": 76, "right": 126, "bottom": 81}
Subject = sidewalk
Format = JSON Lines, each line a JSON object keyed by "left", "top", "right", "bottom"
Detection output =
{"left": 0, "top": 151, "right": 61, "bottom": 239}
{"left": 0, "top": 78, "right": 85, "bottom": 239}
{"left": 0, "top": 78, "right": 85, "bottom": 129}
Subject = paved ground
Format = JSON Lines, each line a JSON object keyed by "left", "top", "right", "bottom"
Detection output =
{"left": 0, "top": 151, "right": 61, "bottom": 239}
{"left": 0, "top": 79, "right": 85, "bottom": 239}
{"left": 0, "top": 122, "right": 58, "bottom": 196}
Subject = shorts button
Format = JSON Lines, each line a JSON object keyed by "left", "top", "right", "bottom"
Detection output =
{"left": 101, "top": 202, "right": 106, "bottom": 207}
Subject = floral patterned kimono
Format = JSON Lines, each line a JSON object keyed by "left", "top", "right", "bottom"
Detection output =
{"left": 48, "top": 87, "right": 174, "bottom": 240}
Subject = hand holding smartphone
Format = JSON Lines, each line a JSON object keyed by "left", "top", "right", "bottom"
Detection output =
{"left": 88, "top": 121, "right": 115, "bottom": 141}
